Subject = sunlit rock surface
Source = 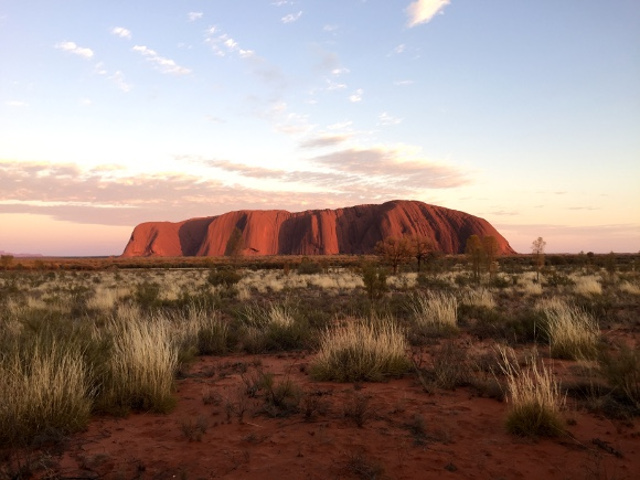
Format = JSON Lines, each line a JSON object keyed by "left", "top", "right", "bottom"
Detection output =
{"left": 122, "top": 200, "right": 516, "bottom": 257}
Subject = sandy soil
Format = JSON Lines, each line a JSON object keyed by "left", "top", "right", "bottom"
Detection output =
{"left": 12, "top": 348, "right": 638, "bottom": 480}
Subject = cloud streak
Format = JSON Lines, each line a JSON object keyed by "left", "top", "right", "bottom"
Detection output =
{"left": 55, "top": 41, "right": 94, "bottom": 59}
{"left": 0, "top": 150, "right": 469, "bottom": 227}
{"left": 111, "top": 27, "right": 131, "bottom": 39}
{"left": 281, "top": 11, "right": 302, "bottom": 23}
{"left": 132, "top": 45, "right": 191, "bottom": 75}
{"left": 406, "top": 0, "right": 450, "bottom": 27}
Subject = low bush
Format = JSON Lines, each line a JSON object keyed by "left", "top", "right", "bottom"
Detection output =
{"left": 207, "top": 267, "right": 242, "bottom": 287}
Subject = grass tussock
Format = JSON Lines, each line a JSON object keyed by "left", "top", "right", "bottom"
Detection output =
{"left": 573, "top": 276, "right": 602, "bottom": 296}
{"left": 95, "top": 307, "right": 177, "bottom": 414}
{"left": 240, "top": 303, "right": 310, "bottom": 352}
{"left": 599, "top": 345, "right": 640, "bottom": 408}
{"left": 461, "top": 288, "right": 495, "bottom": 309}
{"left": 310, "top": 317, "right": 411, "bottom": 382}
{"left": 0, "top": 336, "right": 92, "bottom": 447}
{"left": 541, "top": 300, "right": 599, "bottom": 360}
{"left": 410, "top": 291, "right": 458, "bottom": 334}
{"left": 500, "top": 347, "right": 565, "bottom": 437}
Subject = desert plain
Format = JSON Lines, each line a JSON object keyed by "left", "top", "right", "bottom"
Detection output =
{"left": 1, "top": 253, "right": 639, "bottom": 479}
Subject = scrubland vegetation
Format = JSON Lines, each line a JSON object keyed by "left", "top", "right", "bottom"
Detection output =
{"left": 0, "top": 251, "right": 639, "bottom": 473}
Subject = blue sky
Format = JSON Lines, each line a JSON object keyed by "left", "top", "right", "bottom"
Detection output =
{"left": 1, "top": 0, "right": 639, "bottom": 255}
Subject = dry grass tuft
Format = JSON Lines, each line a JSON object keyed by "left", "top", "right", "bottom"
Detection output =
{"left": 310, "top": 317, "right": 411, "bottom": 382}
{"left": 461, "top": 288, "right": 496, "bottom": 309}
{"left": 573, "top": 275, "right": 602, "bottom": 296}
{"left": 499, "top": 347, "right": 565, "bottom": 437}
{"left": 410, "top": 291, "right": 458, "bottom": 333}
{"left": 541, "top": 300, "right": 599, "bottom": 360}
{"left": 96, "top": 307, "right": 177, "bottom": 414}
{"left": 0, "top": 337, "right": 92, "bottom": 446}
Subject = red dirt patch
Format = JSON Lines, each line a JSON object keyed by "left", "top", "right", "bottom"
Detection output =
{"left": 14, "top": 352, "right": 638, "bottom": 480}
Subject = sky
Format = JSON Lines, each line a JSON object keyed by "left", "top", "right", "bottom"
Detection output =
{"left": 1, "top": 0, "right": 639, "bottom": 256}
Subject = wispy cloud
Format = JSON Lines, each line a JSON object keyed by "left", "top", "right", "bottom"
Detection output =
{"left": 281, "top": 11, "right": 302, "bottom": 23}
{"left": 0, "top": 160, "right": 353, "bottom": 225}
{"left": 406, "top": 0, "right": 450, "bottom": 28}
{"left": 378, "top": 112, "right": 402, "bottom": 126}
{"left": 111, "top": 27, "right": 131, "bottom": 40}
{"left": 187, "top": 12, "right": 203, "bottom": 22}
{"left": 311, "top": 147, "right": 469, "bottom": 189}
{"left": 394, "top": 79, "right": 414, "bottom": 86}
{"left": 258, "top": 101, "right": 313, "bottom": 135}
{"left": 55, "top": 41, "right": 94, "bottom": 59}
{"left": 132, "top": 45, "right": 191, "bottom": 75}
{"left": 205, "top": 27, "right": 255, "bottom": 58}
{"left": 108, "top": 71, "right": 132, "bottom": 92}
{"left": 568, "top": 206, "right": 600, "bottom": 211}
{"left": 5, "top": 100, "right": 28, "bottom": 108}
{"left": 349, "top": 88, "right": 363, "bottom": 103}
{"left": 205, "top": 27, "right": 285, "bottom": 89}
{"left": 299, "top": 134, "right": 350, "bottom": 149}
{"left": 0, "top": 150, "right": 470, "bottom": 227}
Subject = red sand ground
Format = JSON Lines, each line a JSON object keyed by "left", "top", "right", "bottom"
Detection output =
{"left": 28, "top": 351, "right": 640, "bottom": 480}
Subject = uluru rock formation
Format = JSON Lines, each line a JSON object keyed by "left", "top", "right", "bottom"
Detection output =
{"left": 121, "top": 200, "right": 515, "bottom": 257}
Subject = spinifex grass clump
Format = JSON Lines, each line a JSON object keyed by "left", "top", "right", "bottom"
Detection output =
{"left": 0, "top": 334, "right": 92, "bottom": 447}
{"left": 410, "top": 291, "right": 458, "bottom": 334}
{"left": 541, "top": 299, "right": 599, "bottom": 360}
{"left": 310, "top": 317, "right": 411, "bottom": 382}
{"left": 599, "top": 345, "right": 640, "bottom": 408}
{"left": 500, "top": 348, "right": 565, "bottom": 437}
{"left": 173, "top": 305, "right": 231, "bottom": 356}
{"left": 240, "top": 303, "right": 310, "bottom": 352}
{"left": 95, "top": 307, "right": 177, "bottom": 414}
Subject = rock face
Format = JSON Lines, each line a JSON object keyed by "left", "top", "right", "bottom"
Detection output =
{"left": 121, "top": 200, "right": 516, "bottom": 257}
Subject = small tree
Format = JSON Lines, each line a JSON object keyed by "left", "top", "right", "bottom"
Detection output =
{"left": 482, "top": 236, "right": 500, "bottom": 281}
{"left": 465, "top": 235, "right": 484, "bottom": 284}
{"left": 409, "top": 235, "right": 433, "bottom": 273}
{"left": 531, "top": 237, "right": 546, "bottom": 283}
{"left": 375, "top": 236, "right": 412, "bottom": 274}
{"left": 361, "top": 261, "right": 388, "bottom": 301}
{"left": 224, "top": 227, "right": 245, "bottom": 262}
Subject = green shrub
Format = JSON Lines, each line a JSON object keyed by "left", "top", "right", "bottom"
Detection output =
{"left": 297, "top": 257, "right": 323, "bottom": 275}
{"left": 207, "top": 267, "right": 242, "bottom": 287}
{"left": 360, "top": 262, "right": 388, "bottom": 300}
